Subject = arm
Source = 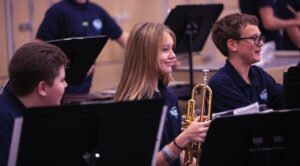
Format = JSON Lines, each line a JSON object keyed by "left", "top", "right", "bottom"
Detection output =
{"left": 282, "top": 4, "right": 300, "bottom": 48}
{"left": 285, "top": 26, "right": 300, "bottom": 48}
{"left": 156, "top": 117, "right": 210, "bottom": 165}
{"left": 259, "top": 6, "right": 300, "bottom": 30}
{"left": 116, "top": 32, "right": 129, "bottom": 48}
{"left": 36, "top": 7, "right": 63, "bottom": 41}
{"left": 264, "top": 72, "right": 283, "bottom": 110}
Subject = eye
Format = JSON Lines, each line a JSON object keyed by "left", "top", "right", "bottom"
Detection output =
{"left": 61, "top": 77, "right": 66, "bottom": 83}
{"left": 162, "top": 47, "right": 170, "bottom": 52}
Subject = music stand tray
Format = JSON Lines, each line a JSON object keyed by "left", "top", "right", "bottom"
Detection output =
{"left": 47, "top": 36, "right": 108, "bottom": 86}
{"left": 8, "top": 99, "right": 167, "bottom": 166}
{"left": 283, "top": 66, "right": 300, "bottom": 109}
{"left": 200, "top": 109, "right": 300, "bottom": 166}
{"left": 164, "top": 4, "right": 223, "bottom": 98}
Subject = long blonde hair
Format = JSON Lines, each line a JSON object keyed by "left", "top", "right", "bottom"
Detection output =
{"left": 114, "top": 22, "right": 176, "bottom": 101}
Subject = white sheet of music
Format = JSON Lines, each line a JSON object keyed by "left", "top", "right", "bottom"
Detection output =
{"left": 8, "top": 117, "right": 23, "bottom": 166}
{"left": 233, "top": 102, "right": 260, "bottom": 115}
{"left": 151, "top": 105, "right": 167, "bottom": 166}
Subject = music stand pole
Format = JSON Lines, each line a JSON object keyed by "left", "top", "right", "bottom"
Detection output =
{"left": 186, "top": 23, "right": 198, "bottom": 93}
{"left": 164, "top": 4, "right": 224, "bottom": 99}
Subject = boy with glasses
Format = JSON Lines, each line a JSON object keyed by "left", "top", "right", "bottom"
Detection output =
{"left": 208, "top": 13, "right": 283, "bottom": 113}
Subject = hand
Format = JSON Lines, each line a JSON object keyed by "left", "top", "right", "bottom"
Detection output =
{"left": 86, "top": 64, "right": 95, "bottom": 76}
{"left": 183, "top": 116, "right": 211, "bottom": 143}
{"left": 295, "top": 12, "right": 300, "bottom": 22}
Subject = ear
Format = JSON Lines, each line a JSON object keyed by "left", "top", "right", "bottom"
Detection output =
{"left": 37, "top": 81, "right": 47, "bottom": 97}
{"left": 227, "top": 38, "right": 238, "bottom": 52}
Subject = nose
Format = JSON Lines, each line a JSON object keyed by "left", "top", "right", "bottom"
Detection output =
{"left": 169, "top": 49, "right": 176, "bottom": 59}
{"left": 258, "top": 40, "right": 264, "bottom": 47}
{"left": 258, "top": 36, "right": 265, "bottom": 46}
{"left": 64, "top": 81, "right": 68, "bottom": 88}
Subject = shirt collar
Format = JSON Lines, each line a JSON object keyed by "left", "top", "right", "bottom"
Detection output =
{"left": 3, "top": 84, "right": 26, "bottom": 113}
{"left": 66, "top": 0, "right": 89, "bottom": 9}
{"left": 224, "top": 60, "right": 259, "bottom": 87}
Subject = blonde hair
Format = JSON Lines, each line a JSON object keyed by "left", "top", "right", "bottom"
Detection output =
{"left": 115, "top": 22, "right": 176, "bottom": 101}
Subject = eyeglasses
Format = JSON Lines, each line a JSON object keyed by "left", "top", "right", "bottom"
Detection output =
{"left": 237, "top": 35, "right": 266, "bottom": 45}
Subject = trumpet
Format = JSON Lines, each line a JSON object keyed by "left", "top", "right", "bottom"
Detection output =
{"left": 182, "top": 69, "right": 212, "bottom": 166}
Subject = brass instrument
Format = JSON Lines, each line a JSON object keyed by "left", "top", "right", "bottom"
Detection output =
{"left": 182, "top": 69, "right": 212, "bottom": 166}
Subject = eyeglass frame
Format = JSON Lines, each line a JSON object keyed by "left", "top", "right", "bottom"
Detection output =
{"left": 236, "top": 35, "right": 266, "bottom": 45}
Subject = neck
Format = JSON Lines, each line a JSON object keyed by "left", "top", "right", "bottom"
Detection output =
{"left": 18, "top": 97, "right": 37, "bottom": 108}
{"left": 75, "top": 0, "right": 87, "bottom": 4}
{"left": 153, "top": 78, "right": 159, "bottom": 92}
{"left": 229, "top": 58, "right": 251, "bottom": 84}
{"left": 17, "top": 92, "right": 46, "bottom": 108}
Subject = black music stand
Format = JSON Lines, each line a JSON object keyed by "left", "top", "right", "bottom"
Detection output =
{"left": 283, "top": 66, "right": 300, "bottom": 109}
{"left": 47, "top": 36, "right": 108, "bottom": 86}
{"left": 200, "top": 109, "right": 300, "bottom": 166}
{"left": 164, "top": 4, "right": 223, "bottom": 96}
{"left": 8, "top": 99, "right": 166, "bottom": 166}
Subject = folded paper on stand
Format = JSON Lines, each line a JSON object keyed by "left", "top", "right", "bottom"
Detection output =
{"left": 212, "top": 102, "right": 273, "bottom": 119}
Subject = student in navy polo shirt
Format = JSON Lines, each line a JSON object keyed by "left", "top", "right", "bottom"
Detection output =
{"left": 0, "top": 42, "right": 68, "bottom": 166}
{"left": 114, "top": 22, "right": 211, "bottom": 166}
{"left": 209, "top": 13, "right": 283, "bottom": 113}
{"left": 277, "top": 0, "right": 300, "bottom": 50}
{"left": 239, "top": 0, "right": 300, "bottom": 50}
{"left": 36, "top": 0, "right": 128, "bottom": 94}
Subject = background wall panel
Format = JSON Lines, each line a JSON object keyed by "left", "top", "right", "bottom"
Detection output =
{"left": 0, "top": 0, "right": 241, "bottom": 92}
{"left": 0, "top": 0, "right": 9, "bottom": 85}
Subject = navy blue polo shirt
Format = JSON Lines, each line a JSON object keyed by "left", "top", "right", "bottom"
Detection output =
{"left": 36, "top": 0, "right": 123, "bottom": 94}
{"left": 208, "top": 60, "right": 283, "bottom": 113}
{"left": 0, "top": 85, "right": 25, "bottom": 166}
{"left": 36, "top": 0, "right": 122, "bottom": 40}
{"left": 154, "top": 81, "right": 181, "bottom": 166}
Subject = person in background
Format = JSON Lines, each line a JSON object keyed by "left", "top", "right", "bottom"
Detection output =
{"left": 208, "top": 13, "right": 283, "bottom": 113}
{"left": 277, "top": 0, "right": 300, "bottom": 50}
{"left": 114, "top": 22, "right": 210, "bottom": 166}
{"left": 0, "top": 42, "right": 68, "bottom": 166}
{"left": 239, "top": 0, "right": 300, "bottom": 50}
{"left": 36, "top": 0, "right": 128, "bottom": 94}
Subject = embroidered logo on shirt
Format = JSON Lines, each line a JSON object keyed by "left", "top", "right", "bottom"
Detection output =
{"left": 259, "top": 89, "right": 268, "bottom": 102}
{"left": 93, "top": 19, "right": 102, "bottom": 31}
{"left": 82, "top": 21, "right": 89, "bottom": 27}
{"left": 170, "top": 106, "right": 178, "bottom": 119}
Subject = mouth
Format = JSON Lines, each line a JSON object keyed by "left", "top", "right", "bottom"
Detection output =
{"left": 165, "top": 61, "right": 176, "bottom": 67}
{"left": 254, "top": 50, "right": 261, "bottom": 55}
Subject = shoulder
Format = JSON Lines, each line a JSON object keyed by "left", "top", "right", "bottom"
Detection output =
{"left": 0, "top": 95, "right": 19, "bottom": 121}
{"left": 44, "top": 1, "right": 71, "bottom": 16}
{"left": 209, "top": 67, "right": 233, "bottom": 87}
{"left": 250, "top": 65, "right": 282, "bottom": 89}
{"left": 0, "top": 89, "right": 23, "bottom": 119}
{"left": 250, "top": 65, "right": 270, "bottom": 77}
{"left": 161, "top": 87, "right": 180, "bottom": 110}
{"left": 164, "top": 87, "right": 178, "bottom": 102}
{"left": 258, "top": 0, "right": 276, "bottom": 7}
{"left": 87, "top": 2, "right": 108, "bottom": 13}
{"left": 48, "top": 1, "right": 68, "bottom": 11}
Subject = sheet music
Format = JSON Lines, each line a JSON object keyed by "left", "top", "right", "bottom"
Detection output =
{"left": 151, "top": 105, "right": 167, "bottom": 166}
{"left": 0, "top": 79, "right": 9, "bottom": 94}
{"left": 233, "top": 102, "right": 260, "bottom": 115}
{"left": 212, "top": 102, "right": 270, "bottom": 119}
{"left": 8, "top": 117, "right": 23, "bottom": 166}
